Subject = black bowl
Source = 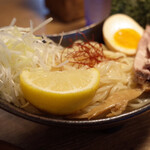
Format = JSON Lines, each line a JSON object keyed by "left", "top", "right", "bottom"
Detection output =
{"left": 0, "top": 21, "right": 150, "bottom": 129}
{"left": 47, "top": 21, "right": 104, "bottom": 47}
{"left": 0, "top": 97, "right": 150, "bottom": 129}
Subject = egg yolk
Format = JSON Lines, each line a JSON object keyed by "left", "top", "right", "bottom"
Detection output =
{"left": 114, "top": 28, "right": 141, "bottom": 49}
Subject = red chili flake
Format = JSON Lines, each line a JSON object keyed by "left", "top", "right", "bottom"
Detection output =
{"left": 60, "top": 31, "right": 122, "bottom": 68}
{"left": 61, "top": 40, "right": 112, "bottom": 68}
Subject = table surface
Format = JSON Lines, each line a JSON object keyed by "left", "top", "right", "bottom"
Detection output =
{"left": 0, "top": 0, "right": 150, "bottom": 150}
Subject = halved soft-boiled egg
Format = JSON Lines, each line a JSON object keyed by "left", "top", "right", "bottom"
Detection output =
{"left": 103, "top": 14, "right": 144, "bottom": 55}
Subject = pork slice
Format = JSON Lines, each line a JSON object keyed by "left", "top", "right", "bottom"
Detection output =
{"left": 134, "top": 25, "right": 150, "bottom": 84}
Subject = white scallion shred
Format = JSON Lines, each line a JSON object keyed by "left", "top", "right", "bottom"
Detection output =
{"left": 29, "top": 17, "right": 53, "bottom": 34}
{"left": 0, "top": 18, "right": 63, "bottom": 107}
{"left": 9, "top": 18, "right": 17, "bottom": 27}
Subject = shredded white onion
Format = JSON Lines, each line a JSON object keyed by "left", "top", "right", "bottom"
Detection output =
{"left": 29, "top": 17, "right": 53, "bottom": 34}
{"left": 0, "top": 18, "right": 63, "bottom": 106}
{"left": 9, "top": 18, "right": 16, "bottom": 27}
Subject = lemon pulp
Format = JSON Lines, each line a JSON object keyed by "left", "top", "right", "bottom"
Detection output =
{"left": 20, "top": 68, "right": 100, "bottom": 115}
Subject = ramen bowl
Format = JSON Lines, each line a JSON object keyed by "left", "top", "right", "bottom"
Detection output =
{"left": 0, "top": 21, "right": 150, "bottom": 129}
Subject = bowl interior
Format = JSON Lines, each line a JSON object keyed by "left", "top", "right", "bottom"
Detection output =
{"left": 0, "top": 21, "right": 150, "bottom": 129}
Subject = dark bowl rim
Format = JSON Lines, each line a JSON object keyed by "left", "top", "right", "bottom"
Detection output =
{"left": 0, "top": 97, "right": 150, "bottom": 127}
{"left": 48, "top": 21, "right": 100, "bottom": 37}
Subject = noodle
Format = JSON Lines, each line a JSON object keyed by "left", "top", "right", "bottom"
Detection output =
{"left": 60, "top": 41, "right": 149, "bottom": 116}
{"left": 0, "top": 24, "right": 149, "bottom": 118}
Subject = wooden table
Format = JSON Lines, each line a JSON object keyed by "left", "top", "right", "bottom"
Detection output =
{"left": 0, "top": 0, "right": 150, "bottom": 150}
{"left": 0, "top": 0, "right": 85, "bottom": 35}
{"left": 0, "top": 109, "right": 150, "bottom": 150}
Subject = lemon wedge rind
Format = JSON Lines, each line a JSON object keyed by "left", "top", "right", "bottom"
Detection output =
{"left": 20, "top": 68, "right": 100, "bottom": 115}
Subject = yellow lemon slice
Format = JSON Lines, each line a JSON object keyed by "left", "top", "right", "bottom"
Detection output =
{"left": 20, "top": 68, "right": 100, "bottom": 115}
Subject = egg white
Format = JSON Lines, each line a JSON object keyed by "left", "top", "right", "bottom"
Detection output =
{"left": 103, "top": 14, "right": 144, "bottom": 55}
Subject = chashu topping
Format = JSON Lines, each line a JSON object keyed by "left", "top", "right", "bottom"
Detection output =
{"left": 134, "top": 25, "right": 150, "bottom": 85}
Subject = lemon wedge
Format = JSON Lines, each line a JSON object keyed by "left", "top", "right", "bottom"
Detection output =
{"left": 20, "top": 68, "right": 100, "bottom": 115}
